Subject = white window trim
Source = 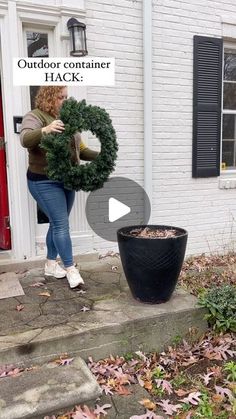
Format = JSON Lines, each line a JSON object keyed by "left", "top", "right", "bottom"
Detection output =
{"left": 219, "top": 41, "right": 236, "bottom": 188}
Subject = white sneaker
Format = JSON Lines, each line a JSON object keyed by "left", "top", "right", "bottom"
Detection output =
{"left": 66, "top": 266, "right": 84, "bottom": 289}
{"left": 44, "top": 261, "right": 67, "bottom": 279}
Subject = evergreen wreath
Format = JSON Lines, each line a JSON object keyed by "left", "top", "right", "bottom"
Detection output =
{"left": 40, "top": 98, "right": 118, "bottom": 191}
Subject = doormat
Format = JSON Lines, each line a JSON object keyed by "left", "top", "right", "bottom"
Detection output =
{"left": 0, "top": 272, "right": 25, "bottom": 299}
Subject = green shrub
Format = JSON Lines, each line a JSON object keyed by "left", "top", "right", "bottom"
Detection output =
{"left": 198, "top": 285, "right": 236, "bottom": 332}
{"left": 224, "top": 361, "right": 236, "bottom": 382}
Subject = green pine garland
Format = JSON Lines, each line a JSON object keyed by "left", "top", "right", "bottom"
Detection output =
{"left": 40, "top": 98, "right": 118, "bottom": 191}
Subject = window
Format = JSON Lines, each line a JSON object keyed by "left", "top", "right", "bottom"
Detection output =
{"left": 26, "top": 31, "right": 49, "bottom": 109}
{"left": 222, "top": 47, "right": 236, "bottom": 170}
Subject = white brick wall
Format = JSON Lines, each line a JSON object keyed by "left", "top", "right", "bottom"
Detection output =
{"left": 152, "top": 0, "right": 236, "bottom": 255}
{"left": 84, "top": 0, "right": 236, "bottom": 256}
{"left": 86, "top": 0, "right": 144, "bottom": 254}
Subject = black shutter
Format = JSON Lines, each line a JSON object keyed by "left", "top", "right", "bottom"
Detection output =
{"left": 192, "top": 35, "right": 223, "bottom": 177}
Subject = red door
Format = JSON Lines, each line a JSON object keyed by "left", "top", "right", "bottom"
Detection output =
{"left": 0, "top": 88, "right": 11, "bottom": 249}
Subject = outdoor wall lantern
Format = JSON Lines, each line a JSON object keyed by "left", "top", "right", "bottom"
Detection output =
{"left": 67, "top": 18, "right": 88, "bottom": 56}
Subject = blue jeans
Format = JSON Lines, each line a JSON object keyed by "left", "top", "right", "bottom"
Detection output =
{"left": 27, "top": 179, "right": 75, "bottom": 267}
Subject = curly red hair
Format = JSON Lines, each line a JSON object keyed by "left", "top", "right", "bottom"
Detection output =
{"left": 34, "top": 86, "right": 66, "bottom": 117}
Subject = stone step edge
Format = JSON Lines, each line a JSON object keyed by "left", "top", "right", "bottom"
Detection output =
{"left": 0, "top": 305, "right": 208, "bottom": 367}
{"left": 0, "top": 356, "right": 102, "bottom": 419}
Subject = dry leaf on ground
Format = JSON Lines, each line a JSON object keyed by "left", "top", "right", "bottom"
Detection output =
{"left": 38, "top": 291, "right": 51, "bottom": 297}
{"left": 130, "top": 412, "right": 164, "bottom": 419}
{"left": 180, "top": 391, "right": 202, "bottom": 406}
{"left": 30, "top": 282, "right": 45, "bottom": 287}
{"left": 16, "top": 304, "right": 24, "bottom": 311}
{"left": 93, "top": 404, "right": 112, "bottom": 416}
{"left": 157, "top": 399, "right": 182, "bottom": 415}
{"left": 72, "top": 404, "right": 97, "bottom": 419}
{"left": 115, "top": 385, "right": 132, "bottom": 395}
{"left": 80, "top": 306, "right": 90, "bottom": 312}
{"left": 139, "top": 398, "right": 156, "bottom": 410}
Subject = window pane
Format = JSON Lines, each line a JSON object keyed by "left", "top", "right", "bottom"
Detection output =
{"left": 223, "top": 82, "right": 236, "bottom": 109}
{"left": 26, "top": 31, "right": 48, "bottom": 58}
{"left": 222, "top": 140, "right": 235, "bottom": 167}
{"left": 26, "top": 31, "right": 49, "bottom": 109}
{"left": 223, "top": 114, "right": 235, "bottom": 139}
{"left": 224, "top": 50, "right": 236, "bottom": 81}
{"left": 222, "top": 114, "right": 236, "bottom": 168}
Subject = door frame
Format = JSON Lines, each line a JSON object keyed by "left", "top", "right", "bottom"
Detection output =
{"left": 0, "top": 1, "right": 93, "bottom": 260}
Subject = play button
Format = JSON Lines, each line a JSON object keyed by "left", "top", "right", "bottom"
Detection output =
{"left": 85, "top": 176, "right": 151, "bottom": 242}
{"left": 109, "top": 198, "right": 131, "bottom": 222}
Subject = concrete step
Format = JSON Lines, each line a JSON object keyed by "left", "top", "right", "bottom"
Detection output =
{"left": 0, "top": 356, "right": 101, "bottom": 419}
{"left": 0, "top": 288, "right": 207, "bottom": 367}
{"left": 0, "top": 256, "right": 207, "bottom": 369}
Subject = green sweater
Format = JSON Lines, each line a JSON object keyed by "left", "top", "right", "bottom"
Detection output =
{"left": 20, "top": 109, "right": 99, "bottom": 175}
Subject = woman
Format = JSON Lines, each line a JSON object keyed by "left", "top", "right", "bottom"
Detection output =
{"left": 20, "top": 86, "right": 99, "bottom": 288}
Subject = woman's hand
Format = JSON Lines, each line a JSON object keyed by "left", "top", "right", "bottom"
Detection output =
{"left": 42, "top": 120, "right": 65, "bottom": 135}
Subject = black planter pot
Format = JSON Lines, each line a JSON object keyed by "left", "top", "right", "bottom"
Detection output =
{"left": 117, "top": 225, "right": 188, "bottom": 304}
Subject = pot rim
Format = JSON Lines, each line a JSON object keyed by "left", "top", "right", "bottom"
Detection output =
{"left": 117, "top": 224, "right": 188, "bottom": 239}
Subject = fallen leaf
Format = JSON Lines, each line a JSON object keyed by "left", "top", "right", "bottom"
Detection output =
{"left": 80, "top": 306, "right": 90, "bottom": 312}
{"left": 200, "top": 372, "right": 214, "bottom": 386}
{"left": 180, "top": 391, "right": 202, "bottom": 406}
{"left": 228, "top": 382, "right": 236, "bottom": 392}
{"left": 214, "top": 344, "right": 236, "bottom": 360}
{"left": 16, "top": 304, "right": 24, "bottom": 311}
{"left": 0, "top": 364, "right": 15, "bottom": 378}
{"left": 215, "top": 385, "right": 233, "bottom": 401}
{"left": 130, "top": 412, "right": 164, "bottom": 419}
{"left": 143, "top": 380, "right": 153, "bottom": 391}
{"left": 76, "top": 289, "right": 86, "bottom": 294}
{"left": 181, "top": 357, "right": 198, "bottom": 367}
{"left": 107, "top": 378, "right": 116, "bottom": 388}
{"left": 157, "top": 399, "right": 182, "bottom": 415}
{"left": 93, "top": 403, "right": 112, "bottom": 415}
{"left": 204, "top": 349, "right": 221, "bottom": 361}
{"left": 174, "top": 388, "right": 190, "bottom": 397}
{"left": 72, "top": 404, "right": 96, "bottom": 419}
{"left": 38, "top": 291, "right": 51, "bottom": 297}
{"left": 209, "top": 365, "right": 222, "bottom": 378}
{"left": 7, "top": 368, "right": 23, "bottom": 377}
{"left": 59, "top": 358, "right": 74, "bottom": 366}
{"left": 135, "top": 351, "right": 148, "bottom": 362}
{"left": 155, "top": 379, "right": 173, "bottom": 395}
{"left": 101, "top": 384, "right": 114, "bottom": 395}
{"left": 99, "top": 250, "right": 120, "bottom": 259}
{"left": 115, "top": 385, "right": 132, "bottom": 395}
{"left": 212, "top": 394, "right": 224, "bottom": 403}
{"left": 139, "top": 399, "right": 156, "bottom": 410}
{"left": 137, "top": 375, "right": 145, "bottom": 387}
{"left": 53, "top": 355, "right": 73, "bottom": 366}
{"left": 30, "top": 282, "right": 45, "bottom": 287}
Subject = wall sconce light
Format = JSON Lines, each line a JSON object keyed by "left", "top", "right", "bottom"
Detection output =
{"left": 67, "top": 18, "right": 88, "bottom": 57}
